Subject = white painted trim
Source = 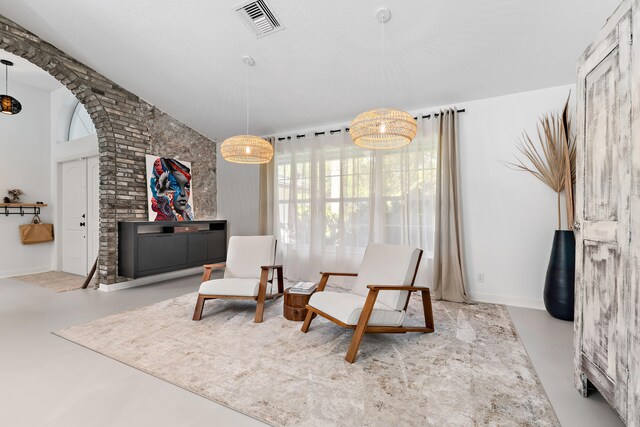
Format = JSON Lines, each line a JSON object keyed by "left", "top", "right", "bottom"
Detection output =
{"left": 469, "top": 291, "right": 545, "bottom": 310}
{"left": 98, "top": 267, "right": 202, "bottom": 292}
{"left": 53, "top": 148, "right": 99, "bottom": 164}
{"left": 0, "top": 265, "right": 55, "bottom": 279}
{"left": 55, "top": 161, "right": 63, "bottom": 271}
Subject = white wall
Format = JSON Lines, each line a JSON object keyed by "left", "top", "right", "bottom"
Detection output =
{"left": 216, "top": 84, "right": 575, "bottom": 309}
{"left": 0, "top": 83, "right": 99, "bottom": 277}
{"left": 459, "top": 84, "right": 574, "bottom": 309}
{"left": 215, "top": 143, "right": 261, "bottom": 238}
{"left": 0, "top": 81, "right": 54, "bottom": 276}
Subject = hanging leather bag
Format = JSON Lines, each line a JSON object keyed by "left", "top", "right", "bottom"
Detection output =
{"left": 19, "top": 215, "right": 54, "bottom": 244}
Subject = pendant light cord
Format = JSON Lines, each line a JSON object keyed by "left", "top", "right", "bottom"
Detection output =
{"left": 5, "top": 64, "right": 8, "bottom": 94}
{"left": 246, "top": 62, "right": 249, "bottom": 135}
{"left": 380, "top": 18, "right": 384, "bottom": 109}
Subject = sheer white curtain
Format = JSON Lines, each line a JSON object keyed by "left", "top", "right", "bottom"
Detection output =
{"left": 273, "top": 117, "right": 438, "bottom": 286}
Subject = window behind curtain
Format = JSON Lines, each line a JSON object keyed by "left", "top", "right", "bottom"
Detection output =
{"left": 274, "top": 118, "right": 437, "bottom": 284}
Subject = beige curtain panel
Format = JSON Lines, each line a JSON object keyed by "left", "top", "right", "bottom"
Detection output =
{"left": 433, "top": 110, "right": 470, "bottom": 303}
{"left": 259, "top": 137, "right": 275, "bottom": 236}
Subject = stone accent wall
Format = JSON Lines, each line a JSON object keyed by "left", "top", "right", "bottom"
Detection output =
{"left": 0, "top": 14, "right": 217, "bottom": 285}
{"left": 145, "top": 105, "right": 217, "bottom": 218}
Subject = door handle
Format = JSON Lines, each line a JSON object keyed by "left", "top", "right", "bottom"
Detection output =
{"left": 80, "top": 222, "right": 86, "bottom": 227}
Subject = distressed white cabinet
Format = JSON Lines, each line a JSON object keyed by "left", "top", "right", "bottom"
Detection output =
{"left": 574, "top": 0, "right": 639, "bottom": 424}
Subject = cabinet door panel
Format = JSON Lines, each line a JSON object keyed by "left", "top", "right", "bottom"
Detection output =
{"left": 187, "top": 233, "right": 208, "bottom": 264}
{"left": 582, "top": 242, "right": 619, "bottom": 378}
{"left": 206, "top": 231, "right": 226, "bottom": 261}
{"left": 584, "top": 50, "right": 620, "bottom": 222}
{"left": 137, "top": 234, "right": 188, "bottom": 272}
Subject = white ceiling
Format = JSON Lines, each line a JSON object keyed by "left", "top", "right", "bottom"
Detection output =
{"left": 0, "top": 50, "right": 62, "bottom": 92}
{"left": 0, "top": 0, "right": 620, "bottom": 140}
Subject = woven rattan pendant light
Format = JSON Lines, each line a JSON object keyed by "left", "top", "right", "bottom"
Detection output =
{"left": 221, "top": 56, "right": 273, "bottom": 164}
{"left": 350, "top": 8, "right": 416, "bottom": 150}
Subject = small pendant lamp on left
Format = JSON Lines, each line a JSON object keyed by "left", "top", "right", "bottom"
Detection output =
{"left": 1, "top": 59, "right": 22, "bottom": 116}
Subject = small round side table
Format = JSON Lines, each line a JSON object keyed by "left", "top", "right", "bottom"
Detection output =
{"left": 283, "top": 288, "right": 316, "bottom": 321}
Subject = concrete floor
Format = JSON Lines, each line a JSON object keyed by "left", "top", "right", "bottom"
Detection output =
{"left": 0, "top": 276, "right": 623, "bottom": 427}
{"left": 507, "top": 306, "right": 623, "bottom": 427}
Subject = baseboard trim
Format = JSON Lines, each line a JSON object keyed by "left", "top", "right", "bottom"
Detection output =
{"left": 98, "top": 267, "right": 202, "bottom": 292}
{"left": 469, "top": 291, "right": 545, "bottom": 310}
{"left": 0, "top": 265, "right": 54, "bottom": 279}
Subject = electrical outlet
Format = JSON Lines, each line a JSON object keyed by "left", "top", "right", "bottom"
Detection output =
{"left": 476, "top": 273, "right": 485, "bottom": 283}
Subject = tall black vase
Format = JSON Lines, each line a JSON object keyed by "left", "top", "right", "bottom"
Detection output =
{"left": 544, "top": 230, "right": 576, "bottom": 321}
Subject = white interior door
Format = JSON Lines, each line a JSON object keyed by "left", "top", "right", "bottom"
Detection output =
{"left": 87, "top": 156, "right": 100, "bottom": 272}
{"left": 61, "top": 158, "right": 88, "bottom": 275}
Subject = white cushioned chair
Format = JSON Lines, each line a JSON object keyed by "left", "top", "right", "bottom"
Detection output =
{"left": 301, "top": 243, "right": 434, "bottom": 363}
{"left": 192, "top": 236, "right": 283, "bottom": 323}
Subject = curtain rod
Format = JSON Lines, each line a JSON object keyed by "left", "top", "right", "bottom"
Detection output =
{"left": 276, "top": 108, "right": 465, "bottom": 141}
{"left": 419, "top": 108, "right": 466, "bottom": 120}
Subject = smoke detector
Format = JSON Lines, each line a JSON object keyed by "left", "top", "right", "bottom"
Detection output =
{"left": 235, "top": 0, "right": 284, "bottom": 38}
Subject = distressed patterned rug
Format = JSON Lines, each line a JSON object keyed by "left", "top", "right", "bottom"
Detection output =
{"left": 55, "top": 291, "right": 559, "bottom": 426}
{"left": 11, "top": 270, "right": 86, "bottom": 292}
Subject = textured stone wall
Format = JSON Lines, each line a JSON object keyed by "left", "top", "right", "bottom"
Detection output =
{"left": 0, "top": 14, "right": 217, "bottom": 285}
{"left": 145, "top": 105, "right": 217, "bottom": 218}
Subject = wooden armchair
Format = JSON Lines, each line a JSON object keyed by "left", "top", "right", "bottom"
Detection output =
{"left": 301, "top": 243, "right": 434, "bottom": 363}
{"left": 192, "top": 236, "right": 284, "bottom": 323}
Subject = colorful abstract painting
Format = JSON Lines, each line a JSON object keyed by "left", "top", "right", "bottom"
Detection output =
{"left": 145, "top": 155, "right": 194, "bottom": 221}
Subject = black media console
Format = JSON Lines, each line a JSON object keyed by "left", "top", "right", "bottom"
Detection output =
{"left": 118, "top": 220, "right": 227, "bottom": 279}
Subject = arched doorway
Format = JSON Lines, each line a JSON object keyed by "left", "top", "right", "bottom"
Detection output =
{"left": 0, "top": 13, "right": 217, "bottom": 286}
{"left": 0, "top": 14, "right": 145, "bottom": 285}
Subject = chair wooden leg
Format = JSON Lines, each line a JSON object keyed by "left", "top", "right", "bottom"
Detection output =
{"left": 255, "top": 298, "right": 265, "bottom": 323}
{"left": 421, "top": 290, "right": 434, "bottom": 330}
{"left": 276, "top": 266, "right": 284, "bottom": 293}
{"left": 301, "top": 307, "right": 315, "bottom": 332}
{"left": 254, "top": 269, "right": 270, "bottom": 323}
{"left": 345, "top": 289, "right": 379, "bottom": 363}
{"left": 192, "top": 294, "right": 206, "bottom": 321}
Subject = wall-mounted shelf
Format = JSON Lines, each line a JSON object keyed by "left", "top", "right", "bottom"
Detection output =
{"left": 0, "top": 203, "right": 48, "bottom": 217}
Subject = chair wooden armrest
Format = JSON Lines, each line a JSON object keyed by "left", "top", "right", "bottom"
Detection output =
{"left": 204, "top": 262, "right": 226, "bottom": 270}
{"left": 259, "top": 265, "right": 284, "bottom": 295}
{"left": 319, "top": 271, "right": 358, "bottom": 277}
{"left": 316, "top": 271, "right": 358, "bottom": 292}
{"left": 202, "top": 262, "right": 226, "bottom": 282}
{"left": 367, "top": 285, "right": 431, "bottom": 292}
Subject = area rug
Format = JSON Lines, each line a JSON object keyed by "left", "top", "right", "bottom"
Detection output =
{"left": 55, "top": 291, "right": 559, "bottom": 426}
{"left": 11, "top": 270, "right": 85, "bottom": 292}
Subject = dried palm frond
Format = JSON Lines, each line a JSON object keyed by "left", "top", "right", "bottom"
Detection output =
{"left": 506, "top": 99, "right": 576, "bottom": 229}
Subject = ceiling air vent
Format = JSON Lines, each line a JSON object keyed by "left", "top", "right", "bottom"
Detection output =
{"left": 235, "top": 0, "right": 284, "bottom": 38}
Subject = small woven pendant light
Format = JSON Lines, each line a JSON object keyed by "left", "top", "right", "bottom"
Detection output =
{"left": 350, "top": 8, "right": 416, "bottom": 149}
{"left": 221, "top": 56, "right": 273, "bottom": 164}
